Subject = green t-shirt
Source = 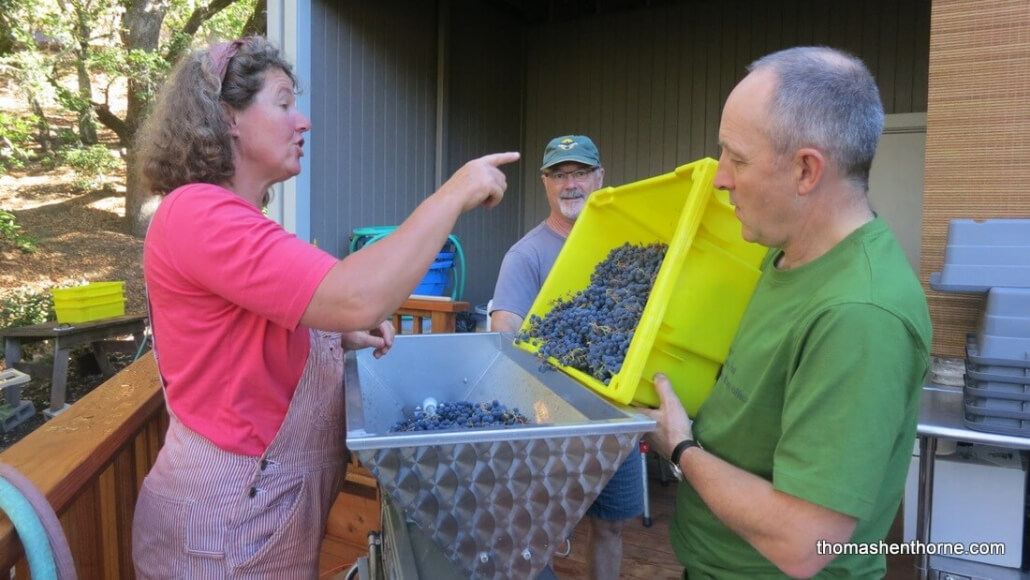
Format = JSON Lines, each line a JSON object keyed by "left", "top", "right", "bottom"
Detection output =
{"left": 670, "top": 217, "right": 931, "bottom": 579}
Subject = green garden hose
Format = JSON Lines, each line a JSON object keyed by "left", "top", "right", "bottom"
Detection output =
{"left": 0, "top": 463, "right": 77, "bottom": 579}
{"left": 349, "top": 226, "right": 466, "bottom": 301}
{"left": 0, "top": 476, "right": 57, "bottom": 579}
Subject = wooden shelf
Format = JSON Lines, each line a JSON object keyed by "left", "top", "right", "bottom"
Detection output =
{"left": 392, "top": 298, "right": 470, "bottom": 334}
{"left": 344, "top": 454, "right": 378, "bottom": 488}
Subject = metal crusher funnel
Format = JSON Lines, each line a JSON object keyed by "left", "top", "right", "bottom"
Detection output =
{"left": 345, "top": 333, "right": 655, "bottom": 579}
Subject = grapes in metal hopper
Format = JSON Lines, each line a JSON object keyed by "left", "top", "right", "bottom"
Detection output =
{"left": 390, "top": 399, "right": 530, "bottom": 432}
{"left": 516, "top": 242, "right": 667, "bottom": 385}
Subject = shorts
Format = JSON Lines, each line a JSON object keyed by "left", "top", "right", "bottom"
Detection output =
{"left": 585, "top": 445, "right": 644, "bottom": 520}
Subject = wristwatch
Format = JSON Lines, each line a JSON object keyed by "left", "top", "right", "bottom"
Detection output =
{"left": 669, "top": 439, "right": 701, "bottom": 481}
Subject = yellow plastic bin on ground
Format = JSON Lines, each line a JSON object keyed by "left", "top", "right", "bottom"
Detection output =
{"left": 51, "top": 281, "right": 126, "bottom": 323}
{"left": 517, "top": 158, "right": 767, "bottom": 414}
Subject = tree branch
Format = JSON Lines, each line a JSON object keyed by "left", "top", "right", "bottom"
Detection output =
{"left": 92, "top": 103, "right": 131, "bottom": 145}
{"left": 164, "top": 0, "right": 241, "bottom": 65}
{"left": 241, "top": 0, "right": 266, "bottom": 37}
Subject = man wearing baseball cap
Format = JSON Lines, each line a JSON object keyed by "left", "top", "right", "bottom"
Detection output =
{"left": 491, "top": 134, "right": 643, "bottom": 580}
{"left": 491, "top": 134, "right": 602, "bottom": 333}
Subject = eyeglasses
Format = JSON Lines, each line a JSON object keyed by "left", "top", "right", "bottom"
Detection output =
{"left": 543, "top": 167, "right": 598, "bottom": 183}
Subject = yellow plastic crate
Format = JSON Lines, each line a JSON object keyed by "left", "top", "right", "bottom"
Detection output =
{"left": 51, "top": 281, "right": 126, "bottom": 323}
{"left": 517, "top": 158, "right": 768, "bottom": 413}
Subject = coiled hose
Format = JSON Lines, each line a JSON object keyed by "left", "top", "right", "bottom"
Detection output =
{"left": 0, "top": 463, "right": 77, "bottom": 579}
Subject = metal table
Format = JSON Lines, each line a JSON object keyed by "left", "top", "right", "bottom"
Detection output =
{"left": 916, "top": 384, "right": 1030, "bottom": 580}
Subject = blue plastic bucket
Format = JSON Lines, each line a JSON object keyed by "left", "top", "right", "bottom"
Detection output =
{"left": 412, "top": 253, "right": 454, "bottom": 296}
{"left": 349, "top": 227, "right": 465, "bottom": 299}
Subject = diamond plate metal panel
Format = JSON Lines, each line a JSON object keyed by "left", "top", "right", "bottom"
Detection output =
{"left": 358, "top": 432, "right": 636, "bottom": 579}
{"left": 346, "top": 333, "right": 654, "bottom": 579}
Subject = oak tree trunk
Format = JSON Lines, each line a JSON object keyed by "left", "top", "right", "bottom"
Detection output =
{"left": 121, "top": 0, "right": 170, "bottom": 237}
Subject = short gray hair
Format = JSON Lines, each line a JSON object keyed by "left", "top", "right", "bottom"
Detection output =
{"left": 748, "top": 46, "right": 884, "bottom": 191}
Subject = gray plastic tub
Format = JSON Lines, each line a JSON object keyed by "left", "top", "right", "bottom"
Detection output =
{"left": 966, "top": 359, "right": 1030, "bottom": 380}
{"left": 966, "top": 332, "right": 1030, "bottom": 364}
{"left": 930, "top": 219, "right": 1030, "bottom": 292}
{"left": 978, "top": 288, "right": 1030, "bottom": 341}
{"left": 980, "top": 314, "right": 1030, "bottom": 339}
{"left": 966, "top": 366, "right": 1030, "bottom": 385}
{"left": 944, "top": 245, "right": 1030, "bottom": 266}
{"left": 963, "top": 371, "right": 1030, "bottom": 436}
{"left": 965, "top": 372, "right": 1030, "bottom": 406}
{"left": 966, "top": 335, "right": 1030, "bottom": 368}
{"left": 985, "top": 287, "right": 1030, "bottom": 317}
{"left": 964, "top": 402, "right": 1030, "bottom": 437}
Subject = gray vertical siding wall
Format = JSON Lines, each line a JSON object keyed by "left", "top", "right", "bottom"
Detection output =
{"left": 309, "top": 0, "right": 438, "bottom": 258}
{"left": 309, "top": 0, "right": 523, "bottom": 307}
{"left": 521, "top": 0, "right": 931, "bottom": 233}
{"left": 444, "top": 1, "right": 525, "bottom": 308}
{"left": 307, "top": 0, "right": 929, "bottom": 307}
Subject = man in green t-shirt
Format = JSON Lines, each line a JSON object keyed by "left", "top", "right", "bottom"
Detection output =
{"left": 644, "top": 46, "right": 932, "bottom": 578}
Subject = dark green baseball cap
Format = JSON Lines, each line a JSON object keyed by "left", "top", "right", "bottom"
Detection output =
{"left": 540, "top": 135, "right": 601, "bottom": 171}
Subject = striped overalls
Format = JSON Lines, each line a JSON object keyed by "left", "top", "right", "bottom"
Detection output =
{"left": 132, "top": 329, "right": 347, "bottom": 579}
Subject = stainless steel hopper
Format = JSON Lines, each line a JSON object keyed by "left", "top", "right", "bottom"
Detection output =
{"left": 345, "top": 333, "right": 655, "bottom": 579}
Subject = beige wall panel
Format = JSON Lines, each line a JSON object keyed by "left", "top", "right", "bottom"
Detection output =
{"left": 921, "top": 0, "right": 1030, "bottom": 357}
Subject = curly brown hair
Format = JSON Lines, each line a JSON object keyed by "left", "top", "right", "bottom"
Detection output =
{"left": 135, "top": 36, "right": 298, "bottom": 196}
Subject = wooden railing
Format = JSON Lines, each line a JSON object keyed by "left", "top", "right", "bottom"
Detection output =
{"left": 0, "top": 354, "right": 166, "bottom": 578}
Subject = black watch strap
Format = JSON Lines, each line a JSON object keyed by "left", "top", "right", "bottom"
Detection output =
{"left": 670, "top": 439, "right": 700, "bottom": 467}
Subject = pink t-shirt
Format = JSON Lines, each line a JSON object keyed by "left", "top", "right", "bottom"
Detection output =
{"left": 144, "top": 184, "right": 338, "bottom": 456}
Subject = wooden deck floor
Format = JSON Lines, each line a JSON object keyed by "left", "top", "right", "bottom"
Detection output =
{"left": 321, "top": 453, "right": 917, "bottom": 579}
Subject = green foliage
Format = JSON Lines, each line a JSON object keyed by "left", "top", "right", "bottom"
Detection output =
{"left": 0, "top": 156, "right": 25, "bottom": 173}
{"left": 125, "top": 48, "right": 172, "bottom": 104}
{"left": 38, "top": 154, "right": 59, "bottom": 171}
{"left": 0, "top": 0, "right": 31, "bottom": 55}
{"left": 2, "top": 0, "right": 261, "bottom": 230}
{"left": 0, "top": 289, "right": 53, "bottom": 331}
{"left": 0, "top": 112, "right": 35, "bottom": 148}
{"left": 3, "top": 0, "right": 259, "bottom": 146}
{"left": 0, "top": 209, "right": 36, "bottom": 252}
{"left": 200, "top": 0, "right": 260, "bottom": 42}
{"left": 54, "top": 128, "right": 80, "bottom": 148}
{"left": 53, "top": 80, "right": 92, "bottom": 117}
{"left": 0, "top": 47, "right": 55, "bottom": 123}
{"left": 0, "top": 112, "right": 36, "bottom": 172}
{"left": 0, "top": 5, "right": 16, "bottom": 55}
{"left": 61, "top": 144, "right": 122, "bottom": 190}
{"left": 163, "top": 0, "right": 260, "bottom": 65}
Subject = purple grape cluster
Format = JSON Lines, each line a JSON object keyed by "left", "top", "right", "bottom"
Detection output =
{"left": 390, "top": 400, "right": 529, "bottom": 432}
{"left": 516, "top": 242, "right": 667, "bottom": 385}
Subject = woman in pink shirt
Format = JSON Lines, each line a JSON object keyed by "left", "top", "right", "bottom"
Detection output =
{"left": 130, "top": 36, "right": 519, "bottom": 578}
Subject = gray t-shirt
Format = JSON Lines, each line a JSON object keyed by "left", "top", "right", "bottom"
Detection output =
{"left": 490, "top": 222, "right": 565, "bottom": 319}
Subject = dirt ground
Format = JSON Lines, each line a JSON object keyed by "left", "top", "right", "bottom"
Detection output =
{"left": 0, "top": 86, "right": 144, "bottom": 451}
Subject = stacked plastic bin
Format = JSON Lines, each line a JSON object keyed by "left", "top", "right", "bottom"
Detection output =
{"left": 931, "top": 219, "right": 1030, "bottom": 436}
{"left": 51, "top": 281, "right": 126, "bottom": 323}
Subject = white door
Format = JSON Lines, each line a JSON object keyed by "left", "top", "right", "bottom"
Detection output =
{"left": 868, "top": 112, "right": 927, "bottom": 273}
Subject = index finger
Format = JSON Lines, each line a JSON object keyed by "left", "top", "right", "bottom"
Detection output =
{"left": 379, "top": 320, "right": 396, "bottom": 346}
{"left": 479, "top": 151, "right": 521, "bottom": 167}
